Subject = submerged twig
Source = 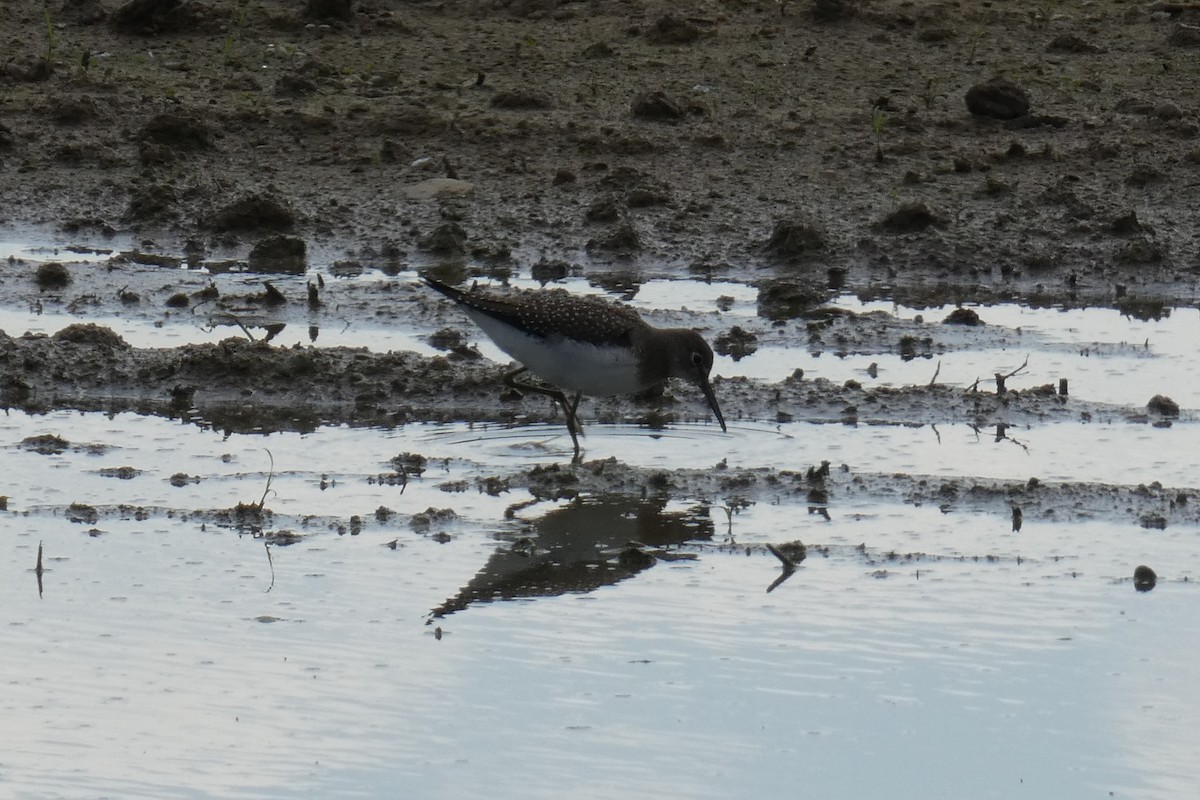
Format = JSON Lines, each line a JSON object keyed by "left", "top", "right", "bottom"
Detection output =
{"left": 264, "top": 541, "right": 275, "bottom": 593}
{"left": 256, "top": 448, "right": 275, "bottom": 510}
{"left": 36, "top": 541, "right": 45, "bottom": 599}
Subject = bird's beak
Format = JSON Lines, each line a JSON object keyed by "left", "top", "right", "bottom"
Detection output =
{"left": 697, "top": 372, "right": 727, "bottom": 432}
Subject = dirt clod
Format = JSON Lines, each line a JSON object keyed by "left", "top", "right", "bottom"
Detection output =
{"left": 210, "top": 195, "right": 296, "bottom": 234}
{"left": 35, "top": 262, "right": 71, "bottom": 290}
{"left": 631, "top": 91, "right": 685, "bottom": 122}
{"left": 53, "top": 324, "right": 129, "bottom": 349}
{"left": 943, "top": 308, "right": 983, "bottom": 326}
{"left": 248, "top": 236, "right": 307, "bottom": 274}
{"left": 763, "top": 217, "right": 827, "bottom": 261}
{"left": 880, "top": 203, "right": 939, "bottom": 233}
{"left": 965, "top": 78, "right": 1031, "bottom": 120}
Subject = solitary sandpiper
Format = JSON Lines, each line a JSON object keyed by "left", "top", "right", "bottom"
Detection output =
{"left": 423, "top": 274, "right": 726, "bottom": 455}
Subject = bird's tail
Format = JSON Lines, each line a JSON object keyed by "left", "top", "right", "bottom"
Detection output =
{"left": 420, "top": 273, "right": 468, "bottom": 302}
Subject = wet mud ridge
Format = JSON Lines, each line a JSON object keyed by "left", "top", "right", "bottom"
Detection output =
{"left": 0, "top": 321, "right": 1182, "bottom": 433}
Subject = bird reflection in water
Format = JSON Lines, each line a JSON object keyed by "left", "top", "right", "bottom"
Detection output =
{"left": 430, "top": 495, "right": 714, "bottom": 619}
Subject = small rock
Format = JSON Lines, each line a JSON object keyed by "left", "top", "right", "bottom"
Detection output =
{"left": 1047, "top": 34, "right": 1100, "bottom": 53}
{"left": 880, "top": 202, "right": 939, "bottom": 233}
{"left": 631, "top": 91, "right": 685, "bottom": 121}
{"left": 965, "top": 78, "right": 1031, "bottom": 120}
{"left": 166, "top": 292, "right": 190, "bottom": 308}
{"left": 646, "top": 15, "right": 700, "bottom": 45}
{"left": 1147, "top": 394, "right": 1180, "bottom": 416}
{"left": 1133, "top": 565, "right": 1157, "bottom": 592}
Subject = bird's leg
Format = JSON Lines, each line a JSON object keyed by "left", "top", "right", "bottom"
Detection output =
{"left": 503, "top": 368, "right": 584, "bottom": 454}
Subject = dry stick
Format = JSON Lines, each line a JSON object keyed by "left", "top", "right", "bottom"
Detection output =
{"left": 928, "top": 359, "right": 941, "bottom": 388}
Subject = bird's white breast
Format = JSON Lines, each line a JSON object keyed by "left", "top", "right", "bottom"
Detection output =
{"left": 466, "top": 308, "right": 644, "bottom": 396}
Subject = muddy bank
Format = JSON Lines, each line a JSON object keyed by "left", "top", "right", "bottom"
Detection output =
{"left": 3, "top": 0, "right": 1200, "bottom": 307}
{"left": 0, "top": 323, "right": 1181, "bottom": 434}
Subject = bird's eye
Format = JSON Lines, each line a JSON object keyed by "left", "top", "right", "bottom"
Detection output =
{"left": 691, "top": 351, "right": 704, "bottom": 367}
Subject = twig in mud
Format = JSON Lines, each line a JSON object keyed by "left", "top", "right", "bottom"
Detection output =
{"left": 928, "top": 359, "right": 941, "bottom": 387}
{"left": 36, "top": 541, "right": 45, "bottom": 599}
{"left": 263, "top": 541, "right": 275, "bottom": 593}
{"left": 931, "top": 423, "right": 942, "bottom": 445}
{"left": 994, "top": 355, "right": 1030, "bottom": 395}
{"left": 256, "top": 448, "right": 276, "bottom": 510}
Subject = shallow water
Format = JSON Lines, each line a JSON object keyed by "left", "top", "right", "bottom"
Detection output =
{"left": 2, "top": 235, "right": 1199, "bottom": 797}
{"left": 1, "top": 408, "right": 1198, "bottom": 799}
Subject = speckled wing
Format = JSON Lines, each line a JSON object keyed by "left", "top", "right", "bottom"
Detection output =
{"left": 424, "top": 276, "right": 647, "bottom": 347}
